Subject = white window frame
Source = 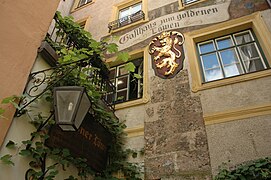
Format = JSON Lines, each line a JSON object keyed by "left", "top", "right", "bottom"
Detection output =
{"left": 77, "top": 0, "right": 92, "bottom": 8}
{"left": 197, "top": 29, "right": 268, "bottom": 83}
{"left": 107, "top": 58, "right": 144, "bottom": 104}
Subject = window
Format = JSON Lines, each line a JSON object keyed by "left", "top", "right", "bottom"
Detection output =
{"left": 106, "top": 58, "right": 143, "bottom": 104}
{"left": 77, "top": 0, "right": 92, "bottom": 8}
{"left": 197, "top": 30, "right": 268, "bottom": 82}
{"left": 179, "top": 0, "right": 205, "bottom": 9}
{"left": 118, "top": 2, "right": 142, "bottom": 26}
{"left": 71, "top": 0, "right": 94, "bottom": 12}
{"left": 105, "top": 48, "right": 149, "bottom": 109}
{"left": 182, "top": 0, "right": 199, "bottom": 6}
{"left": 185, "top": 13, "right": 271, "bottom": 92}
{"left": 108, "top": 0, "right": 148, "bottom": 32}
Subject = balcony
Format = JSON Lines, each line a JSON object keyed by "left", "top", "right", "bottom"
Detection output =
{"left": 108, "top": 10, "right": 145, "bottom": 32}
{"left": 18, "top": 13, "right": 116, "bottom": 116}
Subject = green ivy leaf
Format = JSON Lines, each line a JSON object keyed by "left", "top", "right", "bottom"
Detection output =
{"left": 6, "top": 140, "right": 16, "bottom": 149}
{"left": 0, "top": 154, "right": 14, "bottom": 166}
{"left": 1, "top": 96, "right": 16, "bottom": 104}
{"left": 19, "top": 149, "right": 31, "bottom": 157}
{"left": 107, "top": 43, "right": 118, "bottom": 53}
{"left": 0, "top": 108, "right": 5, "bottom": 116}
{"left": 124, "top": 62, "right": 135, "bottom": 72}
{"left": 133, "top": 73, "right": 142, "bottom": 79}
{"left": 22, "top": 140, "right": 32, "bottom": 145}
{"left": 116, "top": 52, "right": 130, "bottom": 62}
{"left": 62, "top": 149, "right": 71, "bottom": 157}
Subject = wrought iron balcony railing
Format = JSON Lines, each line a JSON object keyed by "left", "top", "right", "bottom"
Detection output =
{"left": 108, "top": 10, "right": 145, "bottom": 32}
{"left": 20, "top": 14, "right": 117, "bottom": 115}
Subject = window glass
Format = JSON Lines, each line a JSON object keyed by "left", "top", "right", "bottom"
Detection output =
{"left": 198, "top": 42, "right": 215, "bottom": 54}
{"left": 117, "top": 76, "right": 128, "bottom": 89}
{"left": 201, "top": 53, "right": 220, "bottom": 69}
{"left": 234, "top": 31, "right": 253, "bottom": 45}
{"left": 205, "top": 68, "right": 223, "bottom": 82}
{"left": 78, "top": 0, "right": 92, "bottom": 7}
{"left": 216, "top": 37, "right": 233, "bottom": 50}
{"left": 197, "top": 29, "right": 268, "bottom": 82}
{"left": 119, "top": 2, "right": 142, "bottom": 19}
{"left": 183, "top": 0, "right": 199, "bottom": 5}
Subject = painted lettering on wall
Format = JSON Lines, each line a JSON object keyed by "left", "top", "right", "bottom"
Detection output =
{"left": 116, "top": 1, "right": 230, "bottom": 51}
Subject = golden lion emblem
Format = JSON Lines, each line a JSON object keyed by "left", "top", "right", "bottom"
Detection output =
{"left": 149, "top": 31, "right": 185, "bottom": 76}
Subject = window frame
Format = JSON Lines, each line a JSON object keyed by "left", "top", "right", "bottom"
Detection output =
{"left": 106, "top": 48, "right": 149, "bottom": 110}
{"left": 107, "top": 58, "right": 143, "bottom": 104}
{"left": 109, "top": 0, "right": 148, "bottom": 33}
{"left": 185, "top": 12, "right": 271, "bottom": 92}
{"left": 71, "top": 0, "right": 95, "bottom": 12}
{"left": 76, "top": 16, "right": 91, "bottom": 30}
{"left": 178, "top": 0, "right": 207, "bottom": 10}
{"left": 196, "top": 29, "right": 268, "bottom": 83}
{"left": 77, "top": 0, "right": 92, "bottom": 8}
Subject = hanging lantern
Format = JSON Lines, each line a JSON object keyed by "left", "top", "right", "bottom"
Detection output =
{"left": 53, "top": 86, "right": 91, "bottom": 131}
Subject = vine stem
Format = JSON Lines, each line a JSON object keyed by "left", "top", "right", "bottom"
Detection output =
{"left": 26, "top": 112, "right": 54, "bottom": 150}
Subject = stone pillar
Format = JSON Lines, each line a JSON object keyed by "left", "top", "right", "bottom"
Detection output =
{"left": 145, "top": 70, "right": 212, "bottom": 179}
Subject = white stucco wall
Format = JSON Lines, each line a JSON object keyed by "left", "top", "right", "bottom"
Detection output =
{"left": 0, "top": 55, "right": 82, "bottom": 180}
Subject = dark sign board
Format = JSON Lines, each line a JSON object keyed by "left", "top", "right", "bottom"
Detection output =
{"left": 46, "top": 113, "right": 112, "bottom": 172}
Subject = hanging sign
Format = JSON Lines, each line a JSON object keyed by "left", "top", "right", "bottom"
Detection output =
{"left": 46, "top": 113, "right": 112, "bottom": 172}
{"left": 149, "top": 31, "right": 185, "bottom": 78}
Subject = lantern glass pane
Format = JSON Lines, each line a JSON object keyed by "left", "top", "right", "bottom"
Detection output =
{"left": 74, "top": 92, "right": 91, "bottom": 129}
{"left": 55, "top": 90, "right": 81, "bottom": 124}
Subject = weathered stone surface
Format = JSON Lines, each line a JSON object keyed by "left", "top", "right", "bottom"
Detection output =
{"left": 145, "top": 70, "right": 212, "bottom": 179}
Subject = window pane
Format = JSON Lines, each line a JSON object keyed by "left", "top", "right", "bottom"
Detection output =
{"left": 109, "top": 68, "right": 116, "bottom": 80}
{"left": 119, "top": 2, "right": 142, "bottom": 18}
{"left": 117, "top": 76, "right": 128, "bottom": 90}
{"left": 199, "top": 42, "right": 215, "bottom": 54}
{"left": 205, "top": 68, "right": 223, "bottom": 82}
{"left": 224, "top": 64, "right": 242, "bottom": 77}
{"left": 219, "top": 49, "right": 239, "bottom": 65}
{"left": 183, "top": 0, "right": 199, "bottom": 5}
{"left": 201, "top": 53, "right": 220, "bottom": 69}
{"left": 243, "top": 59, "right": 265, "bottom": 73}
{"left": 118, "top": 66, "right": 129, "bottom": 76}
{"left": 216, "top": 37, "right": 233, "bottom": 49}
{"left": 131, "top": 3, "right": 142, "bottom": 14}
{"left": 234, "top": 31, "right": 253, "bottom": 45}
{"left": 238, "top": 43, "right": 260, "bottom": 60}
{"left": 119, "top": 10, "right": 130, "bottom": 19}
{"left": 117, "top": 90, "right": 127, "bottom": 102}
{"left": 106, "top": 93, "right": 114, "bottom": 103}
{"left": 238, "top": 43, "right": 266, "bottom": 72}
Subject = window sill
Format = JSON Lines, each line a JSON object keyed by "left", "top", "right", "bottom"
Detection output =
{"left": 109, "top": 18, "right": 149, "bottom": 34}
{"left": 114, "top": 96, "right": 149, "bottom": 110}
{"left": 192, "top": 69, "right": 271, "bottom": 92}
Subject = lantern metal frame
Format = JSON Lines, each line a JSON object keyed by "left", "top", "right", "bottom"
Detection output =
{"left": 53, "top": 86, "right": 91, "bottom": 131}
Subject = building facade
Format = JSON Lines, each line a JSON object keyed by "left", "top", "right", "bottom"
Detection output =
{"left": 1, "top": 0, "right": 271, "bottom": 179}
{"left": 68, "top": 0, "right": 271, "bottom": 179}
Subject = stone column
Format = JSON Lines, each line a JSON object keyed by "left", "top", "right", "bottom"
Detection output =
{"left": 144, "top": 70, "right": 212, "bottom": 180}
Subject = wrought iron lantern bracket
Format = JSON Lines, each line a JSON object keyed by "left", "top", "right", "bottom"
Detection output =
{"left": 16, "top": 58, "right": 114, "bottom": 117}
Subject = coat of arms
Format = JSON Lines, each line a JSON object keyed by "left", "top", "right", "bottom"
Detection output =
{"left": 149, "top": 31, "right": 185, "bottom": 79}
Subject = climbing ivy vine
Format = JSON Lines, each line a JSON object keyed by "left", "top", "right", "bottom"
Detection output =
{"left": 0, "top": 12, "right": 143, "bottom": 180}
{"left": 215, "top": 157, "right": 271, "bottom": 180}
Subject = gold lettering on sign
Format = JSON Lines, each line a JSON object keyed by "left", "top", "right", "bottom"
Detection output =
{"left": 79, "top": 127, "right": 106, "bottom": 151}
{"left": 149, "top": 31, "right": 185, "bottom": 75}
